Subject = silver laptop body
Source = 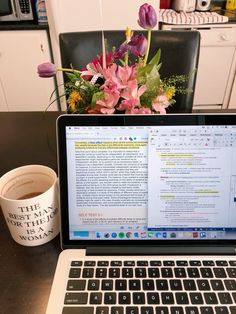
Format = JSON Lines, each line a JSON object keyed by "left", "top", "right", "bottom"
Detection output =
{"left": 46, "top": 114, "right": 236, "bottom": 314}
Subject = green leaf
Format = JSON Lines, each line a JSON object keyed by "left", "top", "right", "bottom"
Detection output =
{"left": 91, "top": 91, "right": 104, "bottom": 106}
{"left": 139, "top": 63, "right": 162, "bottom": 108}
{"left": 66, "top": 72, "right": 79, "bottom": 82}
{"left": 149, "top": 49, "right": 161, "bottom": 66}
{"left": 145, "top": 65, "right": 161, "bottom": 93}
{"left": 138, "top": 64, "right": 155, "bottom": 77}
{"left": 156, "top": 62, "right": 162, "bottom": 72}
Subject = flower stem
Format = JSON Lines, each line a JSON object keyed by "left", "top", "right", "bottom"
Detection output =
{"left": 125, "top": 27, "right": 132, "bottom": 66}
{"left": 144, "top": 29, "right": 151, "bottom": 66}
{"left": 124, "top": 52, "right": 129, "bottom": 65}
{"left": 57, "top": 68, "right": 81, "bottom": 74}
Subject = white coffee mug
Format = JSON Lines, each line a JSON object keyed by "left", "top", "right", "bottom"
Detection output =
{"left": 0, "top": 165, "right": 59, "bottom": 246}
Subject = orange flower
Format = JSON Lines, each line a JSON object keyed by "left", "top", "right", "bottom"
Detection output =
{"left": 67, "top": 91, "right": 82, "bottom": 112}
{"left": 165, "top": 86, "right": 175, "bottom": 100}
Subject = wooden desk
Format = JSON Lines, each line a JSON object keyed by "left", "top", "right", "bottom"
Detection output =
{"left": 0, "top": 112, "right": 61, "bottom": 314}
{"left": 1, "top": 110, "right": 236, "bottom": 313}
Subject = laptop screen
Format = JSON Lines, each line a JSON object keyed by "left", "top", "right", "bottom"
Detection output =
{"left": 57, "top": 114, "right": 236, "bottom": 246}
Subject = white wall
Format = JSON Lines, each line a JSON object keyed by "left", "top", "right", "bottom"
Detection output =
{"left": 46, "top": 0, "right": 160, "bottom": 110}
{"left": 46, "top": 0, "right": 159, "bottom": 34}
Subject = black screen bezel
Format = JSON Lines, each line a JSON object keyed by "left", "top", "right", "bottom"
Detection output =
{"left": 57, "top": 113, "right": 236, "bottom": 250}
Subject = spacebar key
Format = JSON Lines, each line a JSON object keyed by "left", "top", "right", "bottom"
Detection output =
{"left": 63, "top": 307, "right": 94, "bottom": 314}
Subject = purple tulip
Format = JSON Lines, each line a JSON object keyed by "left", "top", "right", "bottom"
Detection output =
{"left": 114, "top": 43, "right": 128, "bottom": 59}
{"left": 138, "top": 3, "right": 157, "bottom": 30}
{"left": 37, "top": 62, "right": 56, "bottom": 78}
{"left": 128, "top": 34, "right": 148, "bottom": 57}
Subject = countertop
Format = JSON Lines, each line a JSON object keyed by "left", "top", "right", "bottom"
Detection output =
{"left": 213, "top": 8, "right": 236, "bottom": 23}
{"left": 1, "top": 110, "right": 236, "bottom": 314}
{"left": 0, "top": 9, "right": 235, "bottom": 32}
{"left": 0, "top": 22, "right": 48, "bottom": 31}
{"left": 0, "top": 112, "right": 61, "bottom": 314}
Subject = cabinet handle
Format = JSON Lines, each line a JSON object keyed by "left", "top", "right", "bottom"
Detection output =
{"left": 40, "top": 44, "right": 44, "bottom": 52}
{"left": 219, "top": 34, "right": 228, "bottom": 41}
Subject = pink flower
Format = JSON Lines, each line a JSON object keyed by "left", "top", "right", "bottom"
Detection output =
{"left": 101, "top": 64, "right": 126, "bottom": 93}
{"left": 87, "top": 94, "right": 118, "bottom": 114}
{"left": 152, "top": 95, "right": 170, "bottom": 114}
{"left": 117, "top": 65, "right": 136, "bottom": 85}
{"left": 86, "top": 103, "right": 111, "bottom": 114}
{"left": 81, "top": 62, "right": 104, "bottom": 80}
{"left": 102, "top": 64, "right": 118, "bottom": 79}
{"left": 118, "top": 98, "right": 138, "bottom": 113}
{"left": 117, "top": 80, "right": 147, "bottom": 113}
{"left": 131, "top": 107, "right": 152, "bottom": 114}
{"left": 121, "top": 80, "right": 146, "bottom": 100}
{"left": 91, "top": 51, "right": 114, "bottom": 68}
{"left": 82, "top": 53, "right": 116, "bottom": 80}
{"left": 96, "top": 90, "right": 120, "bottom": 114}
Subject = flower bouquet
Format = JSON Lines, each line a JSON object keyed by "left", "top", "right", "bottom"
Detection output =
{"left": 38, "top": 3, "right": 192, "bottom": 114}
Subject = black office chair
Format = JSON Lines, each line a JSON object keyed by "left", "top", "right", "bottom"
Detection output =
{"left": 59, "top": 30, "right": 200, "bottom": 113}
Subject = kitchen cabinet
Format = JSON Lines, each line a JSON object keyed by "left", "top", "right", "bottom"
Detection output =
{"left": 161, "top": 23, "right": 236, "bottom": 110}
{"left": 0, "top": 78, "right": 8, "bottom": 111}
{"left": 228, "top": 74, "right": 236, "bottom": 109}
{"left": 0, "top": 29, "right": 58, "bottom": 111}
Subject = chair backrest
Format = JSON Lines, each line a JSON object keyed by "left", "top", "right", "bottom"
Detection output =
{"left": 59, "top": 30, "right": 200, "bottom": 113}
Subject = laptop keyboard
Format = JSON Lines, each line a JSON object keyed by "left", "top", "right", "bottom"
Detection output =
{"left": 62, "top": 258, "right": 236, "bottom": 314}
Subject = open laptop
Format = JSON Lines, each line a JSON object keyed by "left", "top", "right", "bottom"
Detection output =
{"left": 47, "top": 114, "right": 236, "bottom": 314}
